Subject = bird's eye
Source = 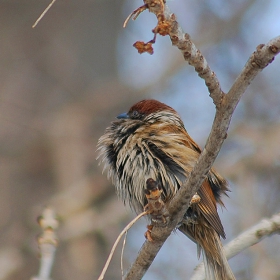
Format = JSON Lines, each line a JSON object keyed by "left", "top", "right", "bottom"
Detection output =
{"left": 131, "top": 110, "right": 140, "bottom": 119}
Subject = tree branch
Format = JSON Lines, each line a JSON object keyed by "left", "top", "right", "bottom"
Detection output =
{"left": 225, "top": 38, "right": 280, "bottom": 109}
{"left": 143, "top": 0, "right": 224, "bottom": 106}
{"left": 31, "top": 207, "right": 59, "bottom": 280}
{"left": 190, "top": 212, "right": 280, "bottom": 280}
{"left": 123, "top": 2, "right": 280, "bottom": 279}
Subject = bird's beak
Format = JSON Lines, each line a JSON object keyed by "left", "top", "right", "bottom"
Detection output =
{"left": 117, "top": 113, "right": 129, "bottom": 119}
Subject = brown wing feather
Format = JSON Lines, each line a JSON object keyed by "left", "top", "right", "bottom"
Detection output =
{"left": 197, "top": 180, "right": 226, "bottom": 239}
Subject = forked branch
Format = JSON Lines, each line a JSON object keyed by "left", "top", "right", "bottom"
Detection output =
{"left": 123, "top": 1, "right": 280, "bottom": 279}
{"left": 126, "top": 0, "right": 225, "bottom": 106}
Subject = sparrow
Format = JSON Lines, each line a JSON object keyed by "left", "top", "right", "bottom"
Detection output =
{"left": 98, "top": 99, "right": 235, "bottom": 280}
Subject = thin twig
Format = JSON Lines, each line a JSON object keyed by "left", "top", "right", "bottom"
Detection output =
{"left": 97, "top": 211, "right": 148, "bottom": 280}
{"left": 121, "top": 231, "right": 128, "bottom": 280}
{"left": 123, "top": 4, "right": 148, "bottom": 28}
{"left": 32, "top": 0, "right": 56, "bottom": 28}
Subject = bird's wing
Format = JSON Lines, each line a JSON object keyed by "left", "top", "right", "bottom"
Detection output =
{"left": 197, "top": 180, "right": 226, "bottom": 239}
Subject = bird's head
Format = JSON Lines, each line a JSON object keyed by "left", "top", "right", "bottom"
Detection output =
{"left": 116, "top": 99, "right": 183, "bottom": 127}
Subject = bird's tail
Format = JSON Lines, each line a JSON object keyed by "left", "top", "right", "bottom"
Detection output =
{"left": 180, "top": 225, "right": 235, "bottom": 280}
{"left": 201, "top": 230, "right": 235, "bottom": 280}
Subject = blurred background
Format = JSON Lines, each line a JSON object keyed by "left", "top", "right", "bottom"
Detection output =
{"left": 0, "top": 0, "right": 280, "bottom": 279}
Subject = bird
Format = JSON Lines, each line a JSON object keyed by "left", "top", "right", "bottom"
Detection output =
{"left": 98, "top": 99, "right": 235, "bottom": 280}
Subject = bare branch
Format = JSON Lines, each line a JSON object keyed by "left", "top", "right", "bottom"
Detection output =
{"left": 31, "top": 207, "right": 59, "bottom": 280}
{"left": 143, "top": 0, "right": 224, "bottom": 106}
{"left": 32, "top": 0, "right": 56, "bottom": 28}
{"left": 190, "top": 212, "right": 280, "bottom": 280}
{"left": 225, "top": 37, "right": 280, "bottom": 111}
{"left": 123, "top": 2, "right": 280, "bottom": 279}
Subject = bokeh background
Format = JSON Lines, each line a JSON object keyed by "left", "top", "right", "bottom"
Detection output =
{"left": 1, "top": 0, "right": 280, "bottom": 279}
